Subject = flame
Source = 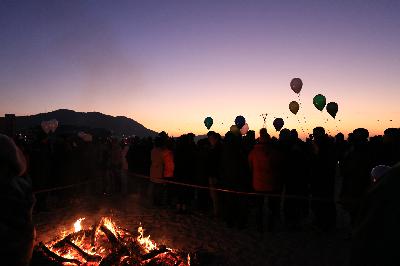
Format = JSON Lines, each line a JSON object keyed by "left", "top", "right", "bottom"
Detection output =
{"left": 102, "top": 217, "right": 119, "bottom": 237}
{"left": 74, "top": 218, "right": 85, "bottom": 232}
{"left": 137, "top": 225, "right": 157, "bottom": 252}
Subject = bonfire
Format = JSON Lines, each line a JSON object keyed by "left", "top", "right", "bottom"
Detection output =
{"left": 32, "top": 217, "right": 190, "bottom": 266}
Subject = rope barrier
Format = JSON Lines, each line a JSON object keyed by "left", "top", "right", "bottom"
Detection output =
{"left": 34, "top": 179, "right": 95, "bottom": 194}
{"left": 129, "top": 173, "right": 335, "bottom": 203}
{"left": 32, "top": 172, "right": 337, "bottom": 203}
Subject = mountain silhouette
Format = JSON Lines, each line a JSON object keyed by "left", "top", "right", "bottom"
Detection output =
{"left": 5, "top": 109, "right": 157, "bottom": 137}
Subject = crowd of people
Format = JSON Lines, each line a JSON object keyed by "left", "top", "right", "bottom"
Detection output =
{"left": 1, "top": 125, "right": 400, "bottom": 265}
{"left": 131, "top": 127, "right": 399, "bottom": 234}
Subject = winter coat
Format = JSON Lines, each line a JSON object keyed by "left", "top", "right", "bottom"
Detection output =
{"left": 248, "top": 143, "right": 281, "bottom": 192}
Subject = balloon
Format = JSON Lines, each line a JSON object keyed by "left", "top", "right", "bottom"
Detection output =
{"left": 290, "top": 78, "right": 303, "bottom": 94}
{"left": 49, "top": 119, "right": 58, "bottom": 133}
{"left": 273, "top": 118, "right": 284, "bottom": 131}
{"left": 326, "top": 102, "right": 339, "bottom": 118}
{"left": 204, "top": 117, "right": 213, "bottom": 130}
{"left": 234, "top": 115, "right": 246, "bottom": 129}
{"left": 230, "top": 125, "right": 240, "bottom": 135}
{"left": 78, "top": 132, "right": 93, "bottom": 142}
{"left": 313, "top": 94, "right": 326, "bottom": 111}
{"left": 41, "top": 121, "right": 51, "bottom": 134}
{"left": 289, "top": 101, "right": 300, "bottom": 114}
{"left": 240, "top": 123, "right": 249, "bottom": 135}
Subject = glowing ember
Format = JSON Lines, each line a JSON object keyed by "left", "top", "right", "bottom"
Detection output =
{"left": 73, "top": 218, "right": 85, "bottom": 232}
{"left": 37, "top": 217, "right": 189, "bottom": 266}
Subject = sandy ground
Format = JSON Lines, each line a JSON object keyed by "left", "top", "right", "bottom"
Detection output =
{"left": 34, "top": 190, "right": 351, "bottom": 266}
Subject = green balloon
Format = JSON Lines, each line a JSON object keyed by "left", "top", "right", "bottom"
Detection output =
{"left": 326, "top": 102, "right": 338, "bottom": 118}
{"left": 313, "top": 94, "right": 326, "bottom": 111}
{"left": 204, "top": 117, "right": 213, "bottom": 130}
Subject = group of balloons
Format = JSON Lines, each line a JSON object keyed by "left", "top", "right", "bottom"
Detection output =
{"left": 313, "top": 94, "right": 339, "bottom": 118}
{"left": 203, "top": 77, "right": 340, "bottom": 134}
{"left": 290, "top": 77, "right": 339, "bottom": 118}
{"left": 204, "top": 115, "right": 250, "bottom": 135}
{"left": 288, "top": 78, "right": 302, "bottom": 117}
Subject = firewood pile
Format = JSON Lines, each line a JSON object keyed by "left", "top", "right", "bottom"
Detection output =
{"left": 30, "top": 217, "right": 191, "bottom": 266}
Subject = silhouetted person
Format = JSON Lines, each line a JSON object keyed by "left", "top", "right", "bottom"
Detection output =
{"left": 340, "top": 128, "right": 373, "bottom": 226}
{"left": 206, "top": 131, "right": 222, "bottom": 217}
{"left": 194, "top": 137, "right": 212, "bottom": 211}
{"left": 310, "top": 127, "right": 337, "bottom": 231}
{"left": 174, "top": 133, "right": 197, "bottom": 213}
{"left": 283, "top": 129, "right": 310, "bottom": 230}
{"left": 220, "top": 131, "right": 248, "bottom": 228}
{"left": 0, "top": 134, "right": 35, "bottom": 266}
{"left": 350, "top": 162, "right": 400, "bottom": 266}
{"left": 380, "top": 128, "right": 400, "bottom": 166}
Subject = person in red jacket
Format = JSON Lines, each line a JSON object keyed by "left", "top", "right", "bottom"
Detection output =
{"left": 149, "top": 134, "right": 175, "bottom": 206}
{"left": 248, "top": 128, "right": 282, "bottom": 233}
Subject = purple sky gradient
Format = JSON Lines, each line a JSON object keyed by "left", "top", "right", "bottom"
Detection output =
{"left": 1, "top": 0, "right": 399, "bottom": 137}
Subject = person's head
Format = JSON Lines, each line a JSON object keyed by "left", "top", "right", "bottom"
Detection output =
{"left": 335, "top": 133, "right": 345, "bottom": 143}
{"left": 290, "top": 129, "right": 298, "bottom": 140}
{"left": 384, "top": 128, "right": 400, "bottom": 144}
{"left": 153, "top": 136, "right": 165, "bottom": 148}
{"left": 158, "top": 131, "right": 168, "bottom": 141}
{"left": 0, "top": 134, "right": 27, "bottom": 178}
{"left": 245, "top": 130, "right": 255, "bottom": 142}
{"left": 279, "top": 128, "right": 291, "bottom": 142}
{"left": 353, "top": 128, "right": 369, "bottom": 145}
{"left": 313, "top": 127, "right": 325, "bottom": 140}
{"left": 207, "top": 131, "right": 220, "bottom": 147}
{"left": 259, "top": 128, "right": 269, "bottom": 142}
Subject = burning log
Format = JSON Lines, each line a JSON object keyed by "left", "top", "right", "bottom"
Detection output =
{"left": 32, "top": 217, "right": 190, "bottom": 266}
{"left": 141, "top": 245, "right": 167, "bottom": 260}
{"left": 53, "top": 229, "right": 92, "bottom": 249}
{"left": 38, "top": 242, "right": 81, "bottom": 265}
{"left": 64, "top": 239, "right": 102, "bottom": 262}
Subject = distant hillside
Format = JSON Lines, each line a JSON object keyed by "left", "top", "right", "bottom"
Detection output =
{"left": 6, "top": 109, "right": 157, "bottom": 137}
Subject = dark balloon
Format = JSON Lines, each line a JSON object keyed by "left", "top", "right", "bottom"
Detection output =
{"left": 204, "top": 117, "right": 213, "bottom": 130}
{"left": 313, "top": 94, "right": 326, "bottom": 111}
{"left": 273, "top": 118, "right": 284, "bottom": 131}
{"left": 289, "top": 101, "right": 300, "bottom": 114}
{"left": 234, "top": 115, "right": 246, "bottom": 129}
{"left": 326, "top": 102, "right": 339, "bottom": 118}
{"left": 290, "top": 78, "right": 303, "bottom": 94}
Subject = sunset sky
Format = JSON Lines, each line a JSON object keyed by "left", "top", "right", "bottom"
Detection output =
{"left": 1, "top": 1, "right": 399, "bottom": 138}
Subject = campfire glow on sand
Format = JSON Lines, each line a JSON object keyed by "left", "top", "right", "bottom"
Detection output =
{"left": 34, "top": 217, "right": 190, "bottom": 265}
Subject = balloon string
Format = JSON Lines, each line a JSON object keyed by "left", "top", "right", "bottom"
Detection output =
{"left": 297, "top": 93, "right": 307, "bottom": 135}
{"left": 322, "top": 111, "right": 332, "bottom": 136}
{"left": 297, "top": 93, "right": 307, "bottom": 126}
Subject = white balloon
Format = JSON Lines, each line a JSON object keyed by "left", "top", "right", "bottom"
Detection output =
{"left": 78, "top": 132, "right": 93, "bottom": 142}
{"left": 49, "top": 119, "right": 58, "bottom": 133}
{"left": 41, "top": 121, "right": 51, "bottom": 134}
